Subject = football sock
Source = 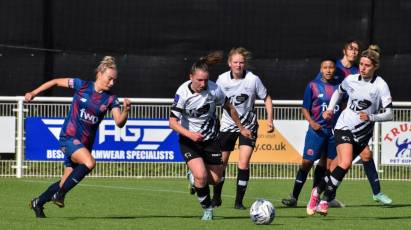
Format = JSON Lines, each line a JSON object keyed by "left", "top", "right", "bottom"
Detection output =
{"left": 363, "top": 159, "right": 381, "bottom": 195}
{"left": 38, "top": 181, "right": 60, "bottom": 206}
{"left": 195, "top": 185, "right": 211, "bottom": 209}
{"left": 291, "top": 168, "right": 309, "bottom": 200}
{"left": 60, "top": 164, "right": 91, "bottom": 194}
{"left": 235, "top": 168, "right": 249, "bottom": 205}
{"left": 322, "top": 166, "right": 347, "bottom": 201}
{"left": 213, "top": 170, "right": 225, "bottom": 198}
{"left": 313, "top": 165, "right": 326, "bottom": 188}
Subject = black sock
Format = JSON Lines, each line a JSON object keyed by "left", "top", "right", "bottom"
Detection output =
{"left": 329, "top": 169, "right": 337, "bottom": 200}
{"left": 291, "top": 168, "right": 309, "bottom": 200}
{"left": 195, "top": 185, "right": 211, "bottom": 209}
{"left": 363, "top": 159, "right": 381, "bottom": 195}
{"left": 322, "top": 166, "right": 347, "bottom": 201}
{"left": 316, "top": 170, "right": 330, "bottom": 195}
{"left": 313, "top": 165, "right": 326, "bottom": 188}
{"left": 38, "top": 181, "right": 60, "bottom": 206}
{"left": 213, "top": 170, "right": 225, "bottom": 198}
{"left": 60, "top": 164, "right": 91, "bottom": 194}
{"left": 235, "top": 168, "right": 249, "bottom": 205}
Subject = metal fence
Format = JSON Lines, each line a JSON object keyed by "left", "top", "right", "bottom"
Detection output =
{"left": 0, "top": 96, "right": 410, "bottom": 180}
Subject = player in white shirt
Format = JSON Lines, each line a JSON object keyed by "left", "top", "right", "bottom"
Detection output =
{"left": 211, "top": 47, "right": 274, "bottom": 209}
{"left": 307, "top": 45, "right": 394, "bottom": 216}
{"left": 169, "top": 51, "right": 251, "bottom": 221}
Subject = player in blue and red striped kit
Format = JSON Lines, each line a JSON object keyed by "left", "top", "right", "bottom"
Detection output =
{"left": 26, "top": 56, "right": 131, "bottom": 218}
{"left": 282, "top": 58, "right": 341, "bottom": 209}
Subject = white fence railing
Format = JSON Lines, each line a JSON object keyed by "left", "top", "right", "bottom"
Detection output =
{"left": 0, "top": 96, "right": 410, "bottom": 180}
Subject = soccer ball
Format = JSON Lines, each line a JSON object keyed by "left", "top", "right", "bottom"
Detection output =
{"left": 249, "top": 199, "right": 275, "bottom": 225}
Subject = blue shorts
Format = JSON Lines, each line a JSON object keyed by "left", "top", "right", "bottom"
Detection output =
{"left": 59, "top": 136, "right": 85, "bottom": 168}
{"left": 303, "top": 127, "right": 336, "bottom": 161}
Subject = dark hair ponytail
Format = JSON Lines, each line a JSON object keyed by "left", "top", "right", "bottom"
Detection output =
{"left": 190, "top": 51, "right": 223, "bottom": 74}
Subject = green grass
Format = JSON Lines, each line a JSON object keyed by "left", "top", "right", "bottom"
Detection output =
{"left": 0, "top": 178, "right": 410, "bottom": 230}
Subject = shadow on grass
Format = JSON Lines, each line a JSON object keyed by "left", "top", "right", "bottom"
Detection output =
{"left": 53, "top": 215, "right": 285, "bottom": 226}
{"left": 320, "top": 216, "right": 411, "bottom": 221}
{"left": 345, "top": 203, "right": 411, "bottom": 208}
{"left": 276, "top": 203, "right": 411, "bottom": 209}
{"left": 53, "top": 215, "right": 252, "bottom": 220}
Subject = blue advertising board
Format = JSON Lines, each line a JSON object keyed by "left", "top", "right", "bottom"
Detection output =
{"left": 25, "top": 118, "right": 184, "bottom": 162}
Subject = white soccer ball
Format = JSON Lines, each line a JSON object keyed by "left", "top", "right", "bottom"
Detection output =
{"left": 249, "top": 199, "right": 275, "bottom": 225}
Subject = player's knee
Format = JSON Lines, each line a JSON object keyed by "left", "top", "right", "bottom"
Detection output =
{"left": 238, "top": 161, "right": 249, "bottom": 169}
{"left": 339, "top": 160, "right": 352, "bottom": 170}
{"left": 301, "top": 160, "right": 313, "bottom": 171}
{"left": 209, "top": 175, "right": 221, "bottom": 185}
{"left": 360, "top": 152, "right": 373, "bottom": 161}
{"left": 194, "top": 175, "right": 208, "bottom": 187}
{"left": 84, "top": 159, "right": 96, "bottom": 170}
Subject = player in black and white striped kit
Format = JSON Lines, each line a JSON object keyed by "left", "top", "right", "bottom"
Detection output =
{"left": 169, "top": 51, "right": 252, "bottom": 221}
{"left": 211, "top": 47, "right": 274, "bottom": 209}
{"left": 308, "top": 45, "right": 394, "bottom": 216}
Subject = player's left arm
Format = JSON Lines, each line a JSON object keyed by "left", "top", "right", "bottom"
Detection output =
{"left": 112, "top": 98, "right": 131, "bottom": 128}
{"left": 256, "top": 76, "right": 274, "bottom": 132}
{"left": 263, "top": 95, "right": 274, "bottom": 133}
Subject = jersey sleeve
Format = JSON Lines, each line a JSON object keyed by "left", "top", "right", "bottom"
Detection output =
{"left": 216, "top": 75, "right": 223, "bottom": 87}
{"left": 255, "top": 76, "right": 268, "bottom": 99}
{"left": 379, "top": 81, "right": 393, "bottom": 108}
{"left": 170, "top": 88, "right": 185, "bottom": 119}
{"left": 302, "top": 83, "right": 313, "bottom": 110}
{"left": 339, "top": 78, "right": 348, "bottom": 93}
{"left": 68, "top": 78, "right": 83, "bottom": 91}
{"left": 110, "top": 95, "right": 121, "bottom": 109}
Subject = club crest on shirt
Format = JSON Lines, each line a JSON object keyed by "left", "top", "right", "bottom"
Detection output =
{"left": 73, "top": 139, "right": 81, "bottom": 145}
{"left": 369, "top": 89, "right": 378, "bottom": 99}
{"left": 99, "top": 105, "right": 107, "bottom": 112}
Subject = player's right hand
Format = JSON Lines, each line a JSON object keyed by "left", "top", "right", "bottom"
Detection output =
{"left": 240, "top": 127, "right": 252, "bottom": 139}
{"left": 322, "top": 110, "right": 333, "bottom": 121}
{"left": 24, "top": 92, "right": 35, "bottom": 102}
{"left": 189, "top": 132, "right": 204, "bottom": 142}
{"left": 310, "top": 122, "right": 322, "bottom": 131}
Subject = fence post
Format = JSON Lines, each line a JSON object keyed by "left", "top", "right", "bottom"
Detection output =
{"left": 373, "top": 122, "right": 380, "bottom": 172}
{"left": 16, "top": 97, "right": 24, "bottom": 178}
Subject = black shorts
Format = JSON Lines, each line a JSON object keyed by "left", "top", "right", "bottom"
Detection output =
{"left": 334, "top": 129, "right": 369, "bottom": 157}
{"left": 178, "top": 136, "right": 222, "bottom": 165}
{"left": 219, "top": 130, "right": 257, "bottom": 152}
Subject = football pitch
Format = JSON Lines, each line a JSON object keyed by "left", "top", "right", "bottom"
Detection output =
{"left": 1, "top": 178, "right": 410, "bottom": 230}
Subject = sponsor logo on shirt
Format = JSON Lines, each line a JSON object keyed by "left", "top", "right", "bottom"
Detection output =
{"left": 349, "top": 99, "right": 372, "bottom": 111}
{"left": 80, "top": 109, "right": 99, "bottom": 124}
{"left": 230, "top": 93, "right": 249, "bottom": 106}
